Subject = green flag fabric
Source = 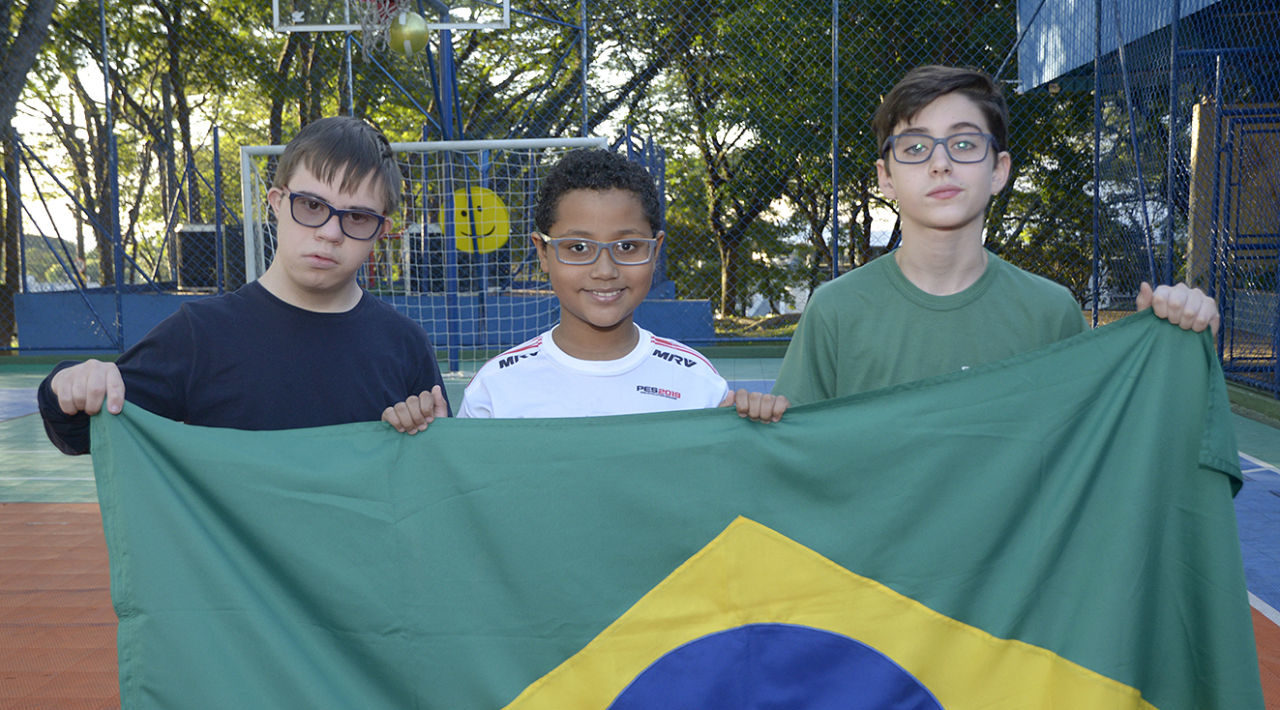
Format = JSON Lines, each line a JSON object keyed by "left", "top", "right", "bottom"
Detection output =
{"left": 91, "top": 313, "right": 1263, "bottom": 709}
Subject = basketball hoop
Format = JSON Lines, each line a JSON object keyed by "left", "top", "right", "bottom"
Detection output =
{"left": 356, "top": 0, "right": 412, "bottom": 55}
{"left": 271, "top": 0, "right": 512, "bottom": 42}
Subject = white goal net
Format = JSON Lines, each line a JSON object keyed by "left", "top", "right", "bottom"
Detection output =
{"left": 241, "top": 137, "right": 608, "bottom": 369}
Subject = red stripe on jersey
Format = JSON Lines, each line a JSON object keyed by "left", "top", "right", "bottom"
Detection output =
{"left": 471, "top": 337, "right": 543, "bottom": 384}
{"left": 501, "top": 337, "right": 542, "bottom": 356}
{"left": 651, "top": 336, "right": 717, "bottom": 372}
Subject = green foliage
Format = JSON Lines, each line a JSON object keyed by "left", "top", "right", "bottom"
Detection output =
{"left": 13, "top": 0, "right": 1216, "bottom": 332}
{"left": 989, "top": 90, "right": 1098, "bottom": 302}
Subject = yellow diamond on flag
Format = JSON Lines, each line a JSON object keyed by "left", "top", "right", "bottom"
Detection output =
{"left": 505, "top": 517, "right": 1155, "bottom": 710}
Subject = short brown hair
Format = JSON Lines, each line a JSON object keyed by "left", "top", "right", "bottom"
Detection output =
{"left": 872, "top": 65, "right": 1009, "bottom": 160}
{"left": 271, "top": 116, "right": 402, "bottom": 214}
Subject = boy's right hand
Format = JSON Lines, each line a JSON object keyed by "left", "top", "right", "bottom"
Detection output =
{"left": 50, "top": 359, "right": 125, "bottom": 416}
{"left": 382, "top": 385, "right": 449, "bottom": 434}
{"left": 723, "top": 389, "right": 790, "bottom": 423}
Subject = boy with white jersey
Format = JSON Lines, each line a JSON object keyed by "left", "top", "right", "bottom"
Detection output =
{"left": 460, "top": 326, "right": 729, "bottom": 418}
{"left": 384, "top": 149, "right": 786, "bottom": 423}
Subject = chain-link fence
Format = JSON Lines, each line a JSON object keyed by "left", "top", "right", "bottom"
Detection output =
{"left": 1172, "top": 3, "right": 1280, "bottom": 392}
{"left": 1077, "top": 0, "right": 1280, "bottom": 392}
{"left": 4, "top": 0, "right": 1279, "bottom": 388}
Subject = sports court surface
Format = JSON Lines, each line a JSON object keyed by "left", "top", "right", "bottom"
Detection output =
{"left": 2, "top": 357, "right": 1279, "bottom": 708}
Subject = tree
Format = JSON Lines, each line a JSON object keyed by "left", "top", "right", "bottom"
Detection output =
{"left": 607, "top": 0, "right": 807, "bottom": 316}
{"left": 1, "top": 0, "right": 57, "bottom": 344}
{"left": 22, "top": 0, "right": 281, "bottom": 292}
{"left": 27, "top": 4, "right": 123, "bottom": 287}
{"left": 0, "top": 0, "right": 56, "bottom": 131}
{"left": 10, "top": 0, "right": 1151, "bottom": 343}
{"left": 988, "top": 90, "right": 1100, "bottom": 304}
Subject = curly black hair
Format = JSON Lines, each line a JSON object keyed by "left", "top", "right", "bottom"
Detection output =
{"left": 533, "top": 149, "right": 662, "bottom": 234}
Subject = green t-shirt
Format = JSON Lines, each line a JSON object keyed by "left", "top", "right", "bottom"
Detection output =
{"left": 774, "top": 249, "right": 1085, "bottom": 404}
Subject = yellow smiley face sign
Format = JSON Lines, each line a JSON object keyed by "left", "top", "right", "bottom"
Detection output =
{"left": 441, "top": 186, "right": 511, "bottom": 254}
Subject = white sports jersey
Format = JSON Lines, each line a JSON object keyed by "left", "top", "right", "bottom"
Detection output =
{"left": 457, "top": 326, "right": 729, "bottom": 418}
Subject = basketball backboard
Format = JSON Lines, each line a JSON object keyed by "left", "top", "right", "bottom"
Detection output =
{"left": 272, "top": 0, "right": 511, "bottom": 33}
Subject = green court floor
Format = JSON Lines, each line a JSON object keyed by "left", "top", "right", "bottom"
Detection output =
{"left": 1, "top": 356, "right": 785, "bottom": 503}
{"left": 7, "top": 354, "right": 1272, "bottom": 501}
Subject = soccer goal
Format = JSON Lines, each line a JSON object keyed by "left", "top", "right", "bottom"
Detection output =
{"left": 241, "top": 137, "right": 607, "bottom": 369}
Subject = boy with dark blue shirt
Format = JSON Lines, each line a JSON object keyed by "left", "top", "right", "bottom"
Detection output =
{"left": 39, "top": 116, "right": 449, "bottom": 454}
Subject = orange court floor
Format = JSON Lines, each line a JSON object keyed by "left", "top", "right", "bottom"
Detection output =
{"left": 3, "top": 502, "right": 1279, "bottom": 709}
{"left": 2, "top": 359, "right": 1280, "bottom": 708}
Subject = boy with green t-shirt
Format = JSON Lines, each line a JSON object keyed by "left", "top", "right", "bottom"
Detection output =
{"left": 773, "top": 65, "right": 1219, "bottom": 404}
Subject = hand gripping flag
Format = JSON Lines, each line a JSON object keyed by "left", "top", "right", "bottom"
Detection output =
{"left": 90, "top": 313, "right": 1264, "bottom": 709}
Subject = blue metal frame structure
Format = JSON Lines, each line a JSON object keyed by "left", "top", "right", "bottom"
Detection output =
{"left": 1012, "top": 0, "right": 1280, "bottom": 394}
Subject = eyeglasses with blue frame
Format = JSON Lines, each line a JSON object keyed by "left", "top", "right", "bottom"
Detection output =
{"left": 283, "top": 190, "right": 387, "bottom": 241}
{"left": 881, "top": 132, "right": 997, "bottom": 165}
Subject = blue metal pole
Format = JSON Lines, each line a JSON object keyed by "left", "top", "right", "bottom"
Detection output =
{"left": 424, "top": 44, "right": 444, "bottom": 132}
{"left": 580, "top": 0, "right": 589, "bottom": 136}
{"left": 830, "top": 0, "right": 840, "bottom": 278}
{"left": 1165, "top": 0, "right": 1182, "bottom": 286}
{"left": 11, "top": 136, "right": 25, "bottom": 295}
{"left": 1207, "top": 57, "right": 1228, "bottom": 362}
{"left": 213, "top": 127, "right": 225, "bottom": 292}
{"left": 417, "top": 123, "right": 430, "bottom": 293}
{"left": 477, "top": 150, "right": 490, "bottom": 303}
{"left": 1215, "top": 57, "right": 1229, "bottom": 360}
{"left": 345, "top": 33, "right": 355, "bottom": 116}
{"left": 440, "top": 27, "right": 461, "bottom": 371}
{"left": 1091, "top": 0, "right": 1102, "bottom": 327}
{"left": 1208, "top": 55, "right": 1218, "bottom": 310}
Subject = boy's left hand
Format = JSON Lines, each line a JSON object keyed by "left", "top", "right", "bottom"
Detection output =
{"left": 382, "top": 385, "right": 449, "bottom": 434}
{"left": 720, "top": 389, "right": 789, "bottom": 423}
{"left": 1137, "top": 282, "right": 1219, "bottom": 337}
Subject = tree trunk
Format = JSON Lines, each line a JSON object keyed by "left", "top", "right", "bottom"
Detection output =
{"left": 271, "top": 34, "right": 302, "bottom": 146}
{"left": 162, "top": 0, "right": 201, "bottom": 223}
{"left": 718, "top": 239, "right": 739, "bottom": 316}
{"left": 304, "top": 38, "right": 323, "bottom": 123}
{"left": 0, "top": 0, "right": 57, "bottom": 131}
{"left": 1, "top": 133, "right": 20, "bottom": 346}
{"left": 856, "top": 175, "right": 874, "bottom": 267}
{"left": 0, "top": 0, "right": 57, "bottom": 344}
{"left": 986, "top": 160, "right": 1021, "bottom": 248}
{"left": 74, "top": 184, "right": 85, "bottom": 259}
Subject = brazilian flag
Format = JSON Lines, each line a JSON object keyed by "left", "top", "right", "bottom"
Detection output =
{"left": 91, "top": 313, "right": 1263, "bottom": 709}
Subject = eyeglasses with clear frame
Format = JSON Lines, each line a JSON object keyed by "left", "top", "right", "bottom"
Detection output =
{"left": 282, "top": 190, "right": 387, "bottom": 241}
{"left": 535, "top": 232, "right": 660, "bottom": 265}
{"left": 880, "top": 132, "right": 997, "bottom": 165}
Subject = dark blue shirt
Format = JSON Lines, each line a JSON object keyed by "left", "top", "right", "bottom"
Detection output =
{"left": 39, "top": 281, "right": 449, "bottom": 455}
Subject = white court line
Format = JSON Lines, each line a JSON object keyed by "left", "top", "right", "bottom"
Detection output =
{"left": 1250, "top": 592, "right": 1280, "bottom": 629}
{"left": 0, "top": 477, "right": 94, "bottom": 482}
{"left": 1238, "top": 451, "right": 1280, "bottom": 478}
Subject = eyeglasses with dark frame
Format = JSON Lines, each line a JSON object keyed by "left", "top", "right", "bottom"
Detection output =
{"left": 283, "top": 190, "right": 387, "bottom": 241}
{"left": 535, "top": 232, "right": 660, "bottom": 266}
{"left": 881, "top": 132, "right": 997, "bottom": 165}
